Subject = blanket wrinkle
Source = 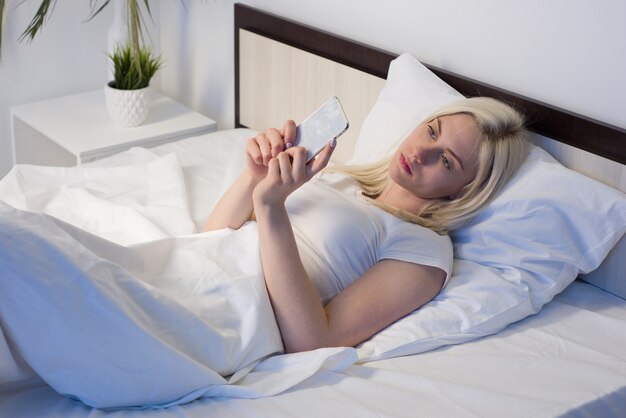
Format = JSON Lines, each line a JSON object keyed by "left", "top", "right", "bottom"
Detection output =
{"left": 0, "top": 153, "right": 195, "bottom": 245}
{"left": 0, "top": 152, "right": 357, "bottom": 409}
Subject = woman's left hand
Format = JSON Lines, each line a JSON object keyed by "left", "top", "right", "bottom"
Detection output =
{"left": 252, "top": 140, "right": 336, "bottom": 208}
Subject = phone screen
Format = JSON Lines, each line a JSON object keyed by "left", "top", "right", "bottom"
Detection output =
{"left": 295, "top": 97, "right": 349, "bottom": 162}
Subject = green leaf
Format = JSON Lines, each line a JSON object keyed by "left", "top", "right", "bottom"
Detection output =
{"left": 85, "top": 0, "right": 111, "bottom": 22}
{"left": 18, "top": 0, "right": 57, "bottom": 43}
{"left": 108, "top": 43, "right": 162, "bottom": 90}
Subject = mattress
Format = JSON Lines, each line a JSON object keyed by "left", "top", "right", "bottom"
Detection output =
{"left": 1, "top": 130, "right": 625, "bottom": 417}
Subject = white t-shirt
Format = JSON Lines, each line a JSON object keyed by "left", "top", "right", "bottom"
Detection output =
{"left": 285, "top": 172, "right": 453, "bottom": 303}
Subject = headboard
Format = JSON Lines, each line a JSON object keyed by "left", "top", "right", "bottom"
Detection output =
{"left": 233, "top": 3, "right": 626, "bottom": 298}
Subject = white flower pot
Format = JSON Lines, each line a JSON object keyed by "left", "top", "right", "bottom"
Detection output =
{"left": 104, "top": 82, "right": 150, "bottom": 128}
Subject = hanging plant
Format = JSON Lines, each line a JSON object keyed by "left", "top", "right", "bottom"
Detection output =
{"left": 0, "top": 0, "right": 156, "bottom": 60}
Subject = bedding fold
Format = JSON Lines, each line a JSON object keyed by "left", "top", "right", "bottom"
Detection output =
{"left": 0, "top": 153, "right": 356, "bottom": 409}
{"left": 0, "top": 153, "right": 196, "bottom": 245}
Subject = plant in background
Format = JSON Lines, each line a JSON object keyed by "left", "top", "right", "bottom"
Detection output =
{"left": 108, "top": 43, "right": 161, "bottom": 90}
{"left": 0, "top": 0, "right": 156, "bottom": 60}
{"left": 104, "top": 41, "right": 161, "bottom": 127}
{"left": 91, "top": 0, "right": 155, "bottom": 62}
{"left": 17, "top": 0, "right": 59, "bottom": 43}
{"left": 1, "top": 0, "right": 176, "bottom": 127}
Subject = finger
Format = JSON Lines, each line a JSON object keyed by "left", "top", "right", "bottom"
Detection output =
{"left": 246, "top": 138, "right": 263, "bottom": 165}
{"left": 267, "top": 155, "right": 280, "bottom": 180}
{"left": 277, "top": 152, "right": 294, "bottom": 184}
{"left": 266, "top": 128, "right": 286, "bottom": 157}
{"left": 256, "top": 133, "right": 272, "bottom": 165}
{"left": 289, "top": 147, "right": 307, "bottom": 182}
{"left": 282, "top": 120, "right": 297, "bottom": 148}
{"left": 309, "top": 139, "right": 336, "bottom": 176}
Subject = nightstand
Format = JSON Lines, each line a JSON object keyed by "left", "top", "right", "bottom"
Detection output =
{"left": 11, "top": 89, "right": 217, "bottom": 166}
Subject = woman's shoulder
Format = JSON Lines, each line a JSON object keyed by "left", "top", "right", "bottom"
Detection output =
{"left": 378, "top": 214, "right": 453, "bottom": 282}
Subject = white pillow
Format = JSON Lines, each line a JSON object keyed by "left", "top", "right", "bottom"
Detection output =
{"left": 349, "top": 53, "right": 463, "bottom": 165}
{"left": 354, "top": 54, "right": 626, "bottom": 362}
{"left": 453, "top": 146, "right": 626, "bottom": 290}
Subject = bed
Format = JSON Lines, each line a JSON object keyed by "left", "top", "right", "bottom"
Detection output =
{"left": 1, "top": 3, "right": 625, "bottom": 417}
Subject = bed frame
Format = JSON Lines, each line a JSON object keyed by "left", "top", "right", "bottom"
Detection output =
{"left": 233, "top": 3, "right": 626, "bottom": 298}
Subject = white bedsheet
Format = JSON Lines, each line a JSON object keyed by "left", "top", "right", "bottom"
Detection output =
{"left": 1, "top": 129, "right": 625, "bottom": 416}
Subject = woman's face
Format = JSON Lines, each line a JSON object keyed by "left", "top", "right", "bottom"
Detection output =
{"left": 387, "top": 113, "right": 482, "bottom": 207}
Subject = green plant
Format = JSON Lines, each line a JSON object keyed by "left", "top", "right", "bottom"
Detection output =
{"left": 89, "top": 0, "right": 154, "bottom": 59}
{"left": 108, "top": 43, "right": 161, "bottom": 90}
{"left": 18, "top": 0, "right": 60, "bottom": 43}
{"left": 0, "top": 0, "right": 156, "bottom": 60}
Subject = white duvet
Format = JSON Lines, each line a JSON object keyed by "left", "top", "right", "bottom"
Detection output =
{"left": 0, "top": 146, "right": 356, "bottom": 409}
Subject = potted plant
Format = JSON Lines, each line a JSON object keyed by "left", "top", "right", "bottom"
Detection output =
{"left": 104, "top": 43, "right": 162, "bottom": 127}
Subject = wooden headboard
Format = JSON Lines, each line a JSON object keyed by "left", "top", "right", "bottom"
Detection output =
{"left": 234, "top": 4, "right": 626, "bottom": 165}
{"left": 233, "top": 3, "right": 626, "bottom": 298}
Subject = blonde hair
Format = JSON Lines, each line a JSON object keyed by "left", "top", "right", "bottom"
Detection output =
{"left": 328, "top": 97, "right": 530, "bottom": 234}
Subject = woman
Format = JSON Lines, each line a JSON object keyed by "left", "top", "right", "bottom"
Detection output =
{"left": 0, "top": 96, "right": 529, "bottom": 409}
{"left": 204, "top": 97, "right": 530, "bottom": 353}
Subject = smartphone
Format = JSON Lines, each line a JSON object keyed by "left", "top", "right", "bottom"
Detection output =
{"left": 295, "top": 96, "right": 349, "bottom": 163}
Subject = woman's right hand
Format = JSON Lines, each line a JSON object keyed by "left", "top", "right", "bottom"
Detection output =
{"left": 245, "top": 120, "right": 297, "bottom": 182}
{"left": 204, "top": 120, "right": 296, "bottom": 232}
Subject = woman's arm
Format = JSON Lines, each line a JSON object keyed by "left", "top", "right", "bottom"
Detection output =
{"left": 203, "top": 171, "right": 258, "bottom": 231}
{"left": 203, "top": 122, "right": 296, "bottom": 232}
{"left": 252, "top": 144, "right": 446, "bottom": 353}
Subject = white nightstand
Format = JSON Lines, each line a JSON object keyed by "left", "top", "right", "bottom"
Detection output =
{"left": 11, "top": 89, "right": 217, "bottom": 166}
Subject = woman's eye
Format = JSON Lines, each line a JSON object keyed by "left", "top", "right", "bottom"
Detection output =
{"left": 441, "top": 155, "right": 451, "bottom": 170}
{"left": 427, "top": 125, "right": 436, "bottom": 140}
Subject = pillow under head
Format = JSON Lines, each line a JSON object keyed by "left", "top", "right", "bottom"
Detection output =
{"left": 353, "top": 53, "right": 626, "bottom": 362}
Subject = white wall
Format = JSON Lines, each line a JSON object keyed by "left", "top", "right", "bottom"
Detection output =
{"left": 0, "top": 2, "right": 111, "bottom": 177}
{"left": 2, "top": 0, "right": 625, "bottom": 177}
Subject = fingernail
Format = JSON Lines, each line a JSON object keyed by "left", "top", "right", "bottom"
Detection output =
{"left": 329, "top": 139, "right": 337, "bottom": 148}
{"left": 285, "top": 142, "right": 293, "bottom": 149}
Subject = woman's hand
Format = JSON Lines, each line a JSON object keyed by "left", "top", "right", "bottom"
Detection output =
{"left": 252, "top": 139, "right": 336, "bottom": 209}
{"left": 204, "top": 120, "right": 296, "bottom": 232}
{"left": 204, "top": 119, "right": 335, "bottom": 232}
{"left": 245, "top": 120, "right": 297, "bottom": 183}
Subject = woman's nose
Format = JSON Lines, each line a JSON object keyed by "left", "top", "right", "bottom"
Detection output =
{"left": 413, "top": 145, "right": 435, "bottom": 165}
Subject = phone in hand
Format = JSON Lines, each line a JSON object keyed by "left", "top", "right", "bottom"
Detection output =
{"left": 295, "top": 96, "right": 349, "bottom": 163}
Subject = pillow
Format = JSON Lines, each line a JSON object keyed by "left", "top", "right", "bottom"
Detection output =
{"left": 452, "top": 146, "right": 626, "bottom": 298}
{"left": 348, "top": 53, "right": 463, "bottom": 165}
{"left": 354, "top": 54, "right": 626, "bottom": 362}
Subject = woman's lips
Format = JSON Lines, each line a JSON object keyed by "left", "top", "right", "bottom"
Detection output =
{"left": 400, "top": 154, "right": 412, "bottom": 175}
